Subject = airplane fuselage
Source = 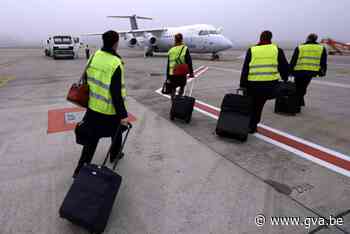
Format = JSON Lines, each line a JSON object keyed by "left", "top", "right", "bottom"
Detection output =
{"left": 120, "top": 24, "right": 233, "bottom": 55}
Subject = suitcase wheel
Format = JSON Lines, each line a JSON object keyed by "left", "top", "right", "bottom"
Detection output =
{"left": 170, "top": 111, "right": 175, "bottom": 121}
{"left": 185, "top": 114, "right": 192, "bottom": 123}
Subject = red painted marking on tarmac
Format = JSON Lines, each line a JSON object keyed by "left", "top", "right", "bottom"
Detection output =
{"left": 258, "top": 127, "right": 350, "bottom": 171}
{"left": 193, "top": 102, "right": 350, "bottom": 172}
{"left": 156, "top": 65, "right": 349, "bottom": 173}
{"left": 194, "top": 102, "right": 220, "bottom": 116}
{"left": 47, "top": 107, "right": 136, "bottom": 134}
{"left": 188, "top": 66, "right": 207, "bottom": 79}
{"left": 47, "top": 107, "right": 83, "bottom": 134}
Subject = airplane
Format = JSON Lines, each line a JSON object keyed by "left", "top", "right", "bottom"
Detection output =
{"left": 86, "top": 14, "right": 233, "bottom": 60}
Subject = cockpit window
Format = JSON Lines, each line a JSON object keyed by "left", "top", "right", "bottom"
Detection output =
{"left": 199, "top": 30, "right": 218, "bottom": 36}
{"left": 199, "top": 30, "right": 209, "bottom": 36}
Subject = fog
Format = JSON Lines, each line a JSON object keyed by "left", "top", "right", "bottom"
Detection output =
{"left": 1, "top": 0, "right": 349, "bottom": 47}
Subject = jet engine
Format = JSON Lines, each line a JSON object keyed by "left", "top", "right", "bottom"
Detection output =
{"left": 128, "top": 37, "right": 137, "bottom": 47}
{"left": 144, "top": 33, "right": 157, "bottom": 46}
{"left": 148, "top": 36, "right": 157, "bottom": 45}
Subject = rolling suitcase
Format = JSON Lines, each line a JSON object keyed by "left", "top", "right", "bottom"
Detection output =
{"left": 170, "top": 77, "right": 196, "bottom": 123}
{"left": 274, "top": 81, "right": 297, "bottom": 97}
{"left": 274, "top": 95, "right": 300, "bottom": 115}
{"left": 59, "top": 123, "right": 132, "bottom": 234}
{"left": 216, "top": 89, "right": 252, "bottom": 142}
{"left": 274, "top": 81, "right": 300, "bottom": 115}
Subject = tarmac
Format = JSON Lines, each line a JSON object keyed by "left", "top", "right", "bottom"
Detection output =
{"left": 0, "top": 48, "right": 349, "bottom": 234}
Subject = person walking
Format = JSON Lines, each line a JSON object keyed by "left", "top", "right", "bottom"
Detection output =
{"left": 290, "top": 33, "right": 327, "bottom": 110}
{"left": 85, "top": 44, "right": 90, "bottom": 59}
{"left": 73, "top": 30, "right": 128, "bottom": 178}
{"left": 240, "top": 30, "right": 289, "bottom": 133}
{"left": 166, "top": 33, "right": 194, "bottom": 100}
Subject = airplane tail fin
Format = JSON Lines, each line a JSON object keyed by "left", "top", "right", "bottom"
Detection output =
{"left": 107, "top": 15, "right": 153, "bottom": 30}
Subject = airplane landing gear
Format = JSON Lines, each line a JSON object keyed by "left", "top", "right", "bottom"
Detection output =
{"left": 145, "top": 51, "right": 154, "bottom": 57}
{"left": 211, "top": 53, "right": 220, "bottom": 60}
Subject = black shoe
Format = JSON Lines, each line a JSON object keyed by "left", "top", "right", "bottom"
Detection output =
{"left": 72, "top": 170, "right": 79, "bottom": 179}
{"left": 110, "top": 152, "right": 125, "bottom": 163}
{"left": 249, "top": 128, "right": 257, "bottom": 134}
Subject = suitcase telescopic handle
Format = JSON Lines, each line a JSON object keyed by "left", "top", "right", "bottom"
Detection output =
{"left": 102, "top": 122, "right": 132, "bottom": 170}
{"left": 236, "top": 88, "right": 247, "bottom": 96}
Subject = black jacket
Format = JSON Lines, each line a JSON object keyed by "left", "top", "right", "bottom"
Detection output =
{"left": 290, "top": 41, "right": 327, "bottom": 77}
{"left": 166, "top": 46, "right": 194, "bottom": 79}
{"left": 240, "top": 43, "right": 289, "bottom": 88}
{"left": 83, "top": 47, "right": 128, "bottom": 138}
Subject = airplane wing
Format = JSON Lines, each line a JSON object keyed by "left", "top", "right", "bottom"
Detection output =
{"left": 83, "top": 28, "right": 167, "bottom": 37}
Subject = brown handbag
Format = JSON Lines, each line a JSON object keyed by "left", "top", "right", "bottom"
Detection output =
{"left": 66, "top": 56, "right": 94, "bottom": 107}
{"left": 66, "top": 80, "right": 89, "bottom": 107}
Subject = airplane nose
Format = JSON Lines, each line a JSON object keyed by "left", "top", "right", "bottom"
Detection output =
{"left": 223, "top": 37, "right": 233, "bottom": 50}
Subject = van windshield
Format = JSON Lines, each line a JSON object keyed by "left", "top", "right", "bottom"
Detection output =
{"left": 53, "top": 36, "right": 72, "bottom": 44}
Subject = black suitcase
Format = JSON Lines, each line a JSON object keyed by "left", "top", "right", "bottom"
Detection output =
{"left": 274, "top": 80, "right": 300, "bottom": 115}
{"left": 170, "top": 77, "right": 196, "bottom": 123}
{"left": 274, "top": 95, "right": 300, "bottom": 115}
{"left": 59, "top": 123, "right": 132, "bottom": 234}
{"left": 170, "top": 95, "right": 195, "bottom": 123}
{"left": 216, "top": 89, "right": 252, "bottom": 142}
{"left": 274, "top": 81, "right": 297, "bottom": 97}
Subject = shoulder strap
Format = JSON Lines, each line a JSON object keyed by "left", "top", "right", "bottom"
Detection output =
{"left": 176, "top": 46, "right": 186, "bottom": 64}
{"left": 80, "top": 53, "right": 95, "bottom": 84}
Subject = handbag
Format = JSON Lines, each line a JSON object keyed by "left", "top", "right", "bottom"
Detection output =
{"left": 173, "top": 46, "right": 189, "bottom": 76}
{"left": 161, "top": 79, "right": 172, "bottom": 94}
{"left": 66, "top": 55, "right": 94, "bottom": 107}
{"left": 74, "top": 120, "right": 95, "bottom": 145}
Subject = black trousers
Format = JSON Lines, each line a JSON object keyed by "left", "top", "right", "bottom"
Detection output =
{"left": 74, "top": 131, "right": 122, "bottom": 176}
{"left": 249, "top": 96, "right": 268, "bottom": 131}
{"left": 85, "top": 50, "right": 90, "bottom": 59}
{"left": 73, "top": 109, "right": 123, "bottom": 176}
{"left": 247, "top": 80, "right": 278, "bottom": 131}
{"left": 169, "top": 75, "right": 187, "bottom": 100}
{"left": 294, "top": 75, "right": 313, "bottom": 106}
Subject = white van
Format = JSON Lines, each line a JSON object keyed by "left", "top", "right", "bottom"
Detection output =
{"left": 44, "top": 35, "right": 79, "bottom": 59}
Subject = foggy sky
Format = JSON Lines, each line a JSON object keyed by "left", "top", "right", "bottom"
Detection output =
{"left": 1, "top": 0, "right": 349, "bottom": 46}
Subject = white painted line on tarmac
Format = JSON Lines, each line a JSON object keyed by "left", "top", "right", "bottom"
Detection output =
{"left": 191, "top": 100, "right": 350, "bottom": 177}
{"left": 209, "top": 66, "right": 241, "bottom": 73}
{"left": 154, "top": 69, "right": 350, "bottom": 177}
{"left": 255, "top": 134, "right": 350, "bottom": 177}
{"left": 259, "top": 124, "right": 350, "bottom": 162}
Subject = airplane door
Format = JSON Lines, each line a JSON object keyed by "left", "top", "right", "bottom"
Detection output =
{"left": 203, "top": 37, "right": 208, "bottom": 50}
{"left": 184, "top": 37, "right": 194, "bottom": 50}
{"left": 191, "top": 36, "right": 204, "bottom": 52}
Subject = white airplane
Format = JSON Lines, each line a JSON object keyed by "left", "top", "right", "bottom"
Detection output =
{"left": 87, "top": 14, "right": 233, "bottom": 60}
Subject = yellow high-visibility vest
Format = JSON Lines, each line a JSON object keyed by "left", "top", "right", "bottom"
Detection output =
{"left": 168, "top": 45, "right": 188, "bottom": 75}
{"left": 86, "top": 50, "right": 126, "bottom": 115}
{"left": 294, "top": 44, "right": 323, "bottom": 72}
{"left": 248, "top": 44, "right": 280, "bottom": 81}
